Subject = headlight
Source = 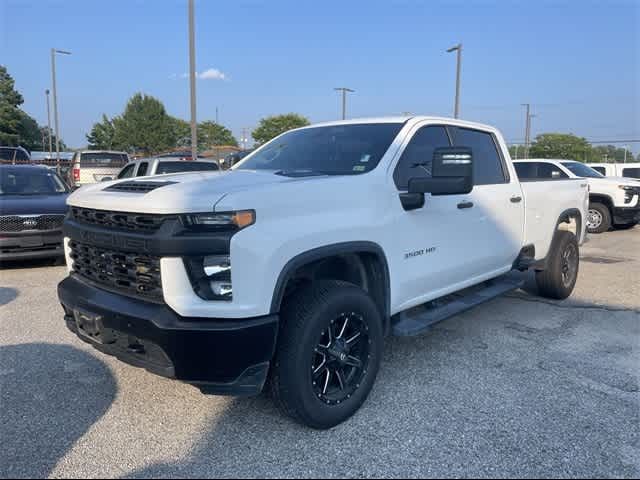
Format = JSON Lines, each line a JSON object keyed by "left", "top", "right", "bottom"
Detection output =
{"left": 184, "top": 254, "right": 233, "bottom": 301}
{"left": 182, "top": 210, "right": 255, "bottom": 232}
{"left": 618, "top": 185, "right": 634, "bottom": 191}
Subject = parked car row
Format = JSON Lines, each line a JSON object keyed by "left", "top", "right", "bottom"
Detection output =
{"left": 514, "top": 159, "right": 640, "bottom": 233}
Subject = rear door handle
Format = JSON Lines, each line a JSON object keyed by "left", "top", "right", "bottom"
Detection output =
{"left": 457, "top": 201, "right": 474, "bottom": 209}
{"left": 510, "top": 196, "right": 522, "bottom": 203}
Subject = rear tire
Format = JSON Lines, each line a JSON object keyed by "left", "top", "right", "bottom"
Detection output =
{"left": 535, "top": 231, "right": 579, "bottom": 300}
{"left": 586, "top": 202, "right": 611, "bottom": 234}
{"left": 270, "top": 280, "right": 383, "bottom": 430}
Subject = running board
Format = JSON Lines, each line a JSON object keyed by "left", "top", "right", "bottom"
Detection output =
{"left": 391, "top": 274, "right": 525, "bottom": 337}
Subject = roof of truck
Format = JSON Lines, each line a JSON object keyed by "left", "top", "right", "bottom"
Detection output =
{"left": 302, "top": 116, "right": 501, "bottom": 133}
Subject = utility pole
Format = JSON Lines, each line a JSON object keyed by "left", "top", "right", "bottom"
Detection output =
{"left": 51, "top": 48, "right": 71, "bottom": 173}
{"left": 623, "top": 145, "right": 628, "bottom": 163}
{"left": 45, "top": 89, "right": 52, "bottom": 158}
{"left": 521, "top": 103, "right": 536, "bottom": 159}
{"left": 188, "top": 0, "right": 198, "bottom": 161}
{"left": 334, "top": 87, "right": 355, "bottom": 120}
{"left": 215, "top": 106, "right": 219, "bottom": 124}
{"left": 446, "top": 43, "right": 463, "bottom": 118}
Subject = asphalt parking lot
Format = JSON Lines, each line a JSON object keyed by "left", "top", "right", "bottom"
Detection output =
{"left": 1, "top": 229, "right": 639, "bottom": 479}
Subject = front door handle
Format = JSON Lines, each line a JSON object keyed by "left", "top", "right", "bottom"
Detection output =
{"left": 457, "top": 201, "right": 474, "bottom": 209}
{"left": 510, "top": 196, "right": 522, "bottom": 203}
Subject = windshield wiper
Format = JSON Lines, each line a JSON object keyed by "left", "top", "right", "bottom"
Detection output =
{"left": 274, "top": 169, "right": 330, "bottom": 178}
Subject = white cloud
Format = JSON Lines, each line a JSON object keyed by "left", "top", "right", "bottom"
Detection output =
{"left": 173, "top": 68, "right": 228, "bottom": 81}
{"left": 198, "top": 68, "right": 227, "bottom": 81}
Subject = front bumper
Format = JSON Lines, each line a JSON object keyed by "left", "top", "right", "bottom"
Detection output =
{"left": 58, "top": 275, "right": 279, "bottom": 396}
{"left": 0, "top": 231, "right": 64, "bottom": 260}
{"left": 613, "top": 205, "right": 640, "bottom": 225}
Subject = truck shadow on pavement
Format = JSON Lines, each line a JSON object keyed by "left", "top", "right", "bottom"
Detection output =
{"left": 0, "top": 287, "right": 19, "bottom": 306}
{"left": 0, "top": 343, "right": 117, "bottom": 479}
{"left": 125, "top": 295, "right": 639, "bottom": 479}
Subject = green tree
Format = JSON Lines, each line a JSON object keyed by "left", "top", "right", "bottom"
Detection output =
{"left": 0, "top": 65, "right": 26, "bottom": 146}
{"left": 169, "top": 117, "right": 191, "bottom": 148}
{"left": 198, "top": 120, "right": 237, "bottom": 148}
{"left": 591, "top": 144, "right": 633, "bottom": 163}
{"left": 16, "top": 111, "right": 42, "bottom": 151}
{"left": 529, "top": 133, "right": 593, "bottom": 162}
{"left": 112, "top": 93, "right": 175, "bottom": 155}
{"left": 86, "top": 114, "right": 117, "bottom": 150}
{"left": 252, "top": 113, "right": 310, "bottom": 145}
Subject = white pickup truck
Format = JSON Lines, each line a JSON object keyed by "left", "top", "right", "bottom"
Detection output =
{"left": 514, "top": 159, "right": 640, "bottom": 233}
{"left": 58, "top": 117, "right": 588, "bottom": 429}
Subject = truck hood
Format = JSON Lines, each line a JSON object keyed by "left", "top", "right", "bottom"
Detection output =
{"left": 587, "top": 176, "right": 640, "bottom": 187}
{"left": 66, "top": 170, "right": 320, "bottom": 213}
{"left": 0, "top": 193, "right": 69, "bottom": 215}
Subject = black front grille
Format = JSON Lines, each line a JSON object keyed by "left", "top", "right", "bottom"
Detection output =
{"left": 70, "top": 207, "right": 166, "bottom": 233}
{"left": 69, "top": 240, "right": 163, "bottom": 301}
{"left": 0, "top": 214, "right": 65, "bottom": 232}
{"left": 104, "top": 181, "right": 177, "bottom": 193}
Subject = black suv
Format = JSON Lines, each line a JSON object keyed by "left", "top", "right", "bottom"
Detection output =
{"left": 0, "top": 165, "right": 70, "bottom": 261}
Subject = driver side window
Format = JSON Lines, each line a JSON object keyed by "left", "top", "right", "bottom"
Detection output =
{"left": 393, "top": 126, "right": 450, "bottom": 190}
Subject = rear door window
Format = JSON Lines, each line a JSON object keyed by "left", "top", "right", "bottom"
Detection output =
{"left": 622, "top": 168, "right": 640, "bottom": 179}
{"left": 80, "top": 152, "right": 128, "bottom": 167}
{"left": 156, "top": 161, "right": 219, "bottom": 174}
{"left": 136, "top": 162, "right": 149, "bottom": 177}
{"left": 515, "top": 162, "right": 568, "bottom": 181}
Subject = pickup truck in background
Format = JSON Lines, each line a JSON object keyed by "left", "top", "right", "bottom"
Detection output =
{"left": 58, "top": 117, "right": 588, "bottom": 429}
{"left": 586, "top": 162, "right": 640, "bottom": 180}
{"left": 514, "top": 159, "right": 640, "bottom": 233}
{"left": 114, "top": 157, "right": 220, "bottom": 181}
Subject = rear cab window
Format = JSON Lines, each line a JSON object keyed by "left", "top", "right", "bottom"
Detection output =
{"left": 80, "top": 152, "right": 128, "bottom": 168}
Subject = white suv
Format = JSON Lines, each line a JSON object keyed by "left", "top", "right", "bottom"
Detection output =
{"left": 514, "top": 159, "right": 640, "bottom": 233}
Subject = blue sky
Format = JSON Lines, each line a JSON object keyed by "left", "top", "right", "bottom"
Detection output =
{"left": 2, "top": 0, "right": 638, "bottom": 153}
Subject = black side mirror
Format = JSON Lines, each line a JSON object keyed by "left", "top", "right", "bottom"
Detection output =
{"left": 408, "top": 147, "right": 473, "bottom": 196}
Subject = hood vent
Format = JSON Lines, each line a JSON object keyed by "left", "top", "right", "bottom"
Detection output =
{"left": 104, "top": 181, "right": 177, "bottom": 193}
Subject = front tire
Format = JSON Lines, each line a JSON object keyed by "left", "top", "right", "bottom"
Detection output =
{"left": 586, "top": 202, "right": 611, "bottom": 234}
{"left": 535, "top": 231, "right": 579, "bottom": 300}
{"left": 270, "top": 280, "right": 383, "bottom": 430}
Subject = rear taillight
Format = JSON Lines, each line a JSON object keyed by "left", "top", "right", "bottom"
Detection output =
{"left": 73, "top": 168, "right": 80, "bottom": 182}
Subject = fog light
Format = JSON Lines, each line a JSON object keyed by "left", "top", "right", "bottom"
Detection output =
{"left": 203, "top": 255, "right": 231, "bottom": 277}
{"left": 210, "top": 281, "right": 233, "bottom": 298}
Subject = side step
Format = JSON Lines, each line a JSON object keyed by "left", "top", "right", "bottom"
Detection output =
{"left": 391, "top": 274, "right": 525, "bottom": 337}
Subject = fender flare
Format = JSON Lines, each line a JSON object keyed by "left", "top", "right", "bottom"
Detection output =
{"left": 269, "top": 241, "right": 391, "bottom": 330}
{"left": 536, "top": 208, "right": 583, "bottom": 270}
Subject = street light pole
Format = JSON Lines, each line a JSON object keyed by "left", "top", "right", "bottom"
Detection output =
{"left": 51, "top": 48, "right": 71, "bottom": 173}
{"left": 45, "top": 89, "right": 52, "bottom": 158}
{"left": 334, "top": 87, "right": 355, "bottom": 120}
{"left": 521, "top": 103, "right": 533, "bottom": 159}
{"left": 446, "top": 43, "right": 462, "bottom": 118}
{"left": 188, "top": 0, "right": 198, "bottom": 161}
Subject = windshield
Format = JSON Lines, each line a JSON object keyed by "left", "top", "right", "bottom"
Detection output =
{"left": 561, "top": 162, "right": 604, "bottom": 178}
{"left": 0, "top": 168, "right": 68, "bottom": 195}
{"left": 235, "top": 123, "right": 404, "bottom": 175}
